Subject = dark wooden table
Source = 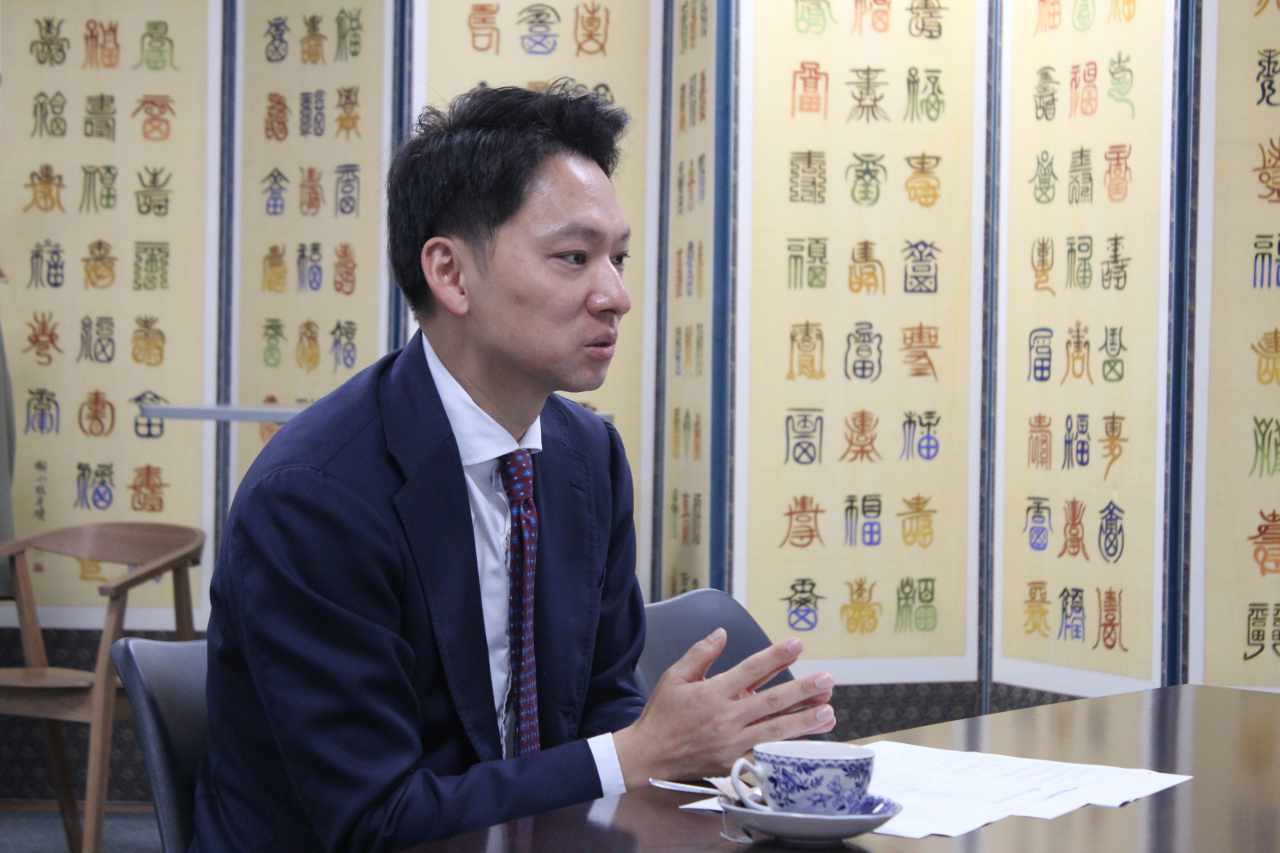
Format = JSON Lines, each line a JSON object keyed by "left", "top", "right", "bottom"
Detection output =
{"left": 406, "top": 685, "right": 1280, "bottom": 852}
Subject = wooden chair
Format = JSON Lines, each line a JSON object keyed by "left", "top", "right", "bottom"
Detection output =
{"left": 0, "top": 523, "right": 205, "bottom": 853}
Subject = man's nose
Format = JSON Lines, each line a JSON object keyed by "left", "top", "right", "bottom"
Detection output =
{"left": 590, "top": 258, "right": 632, "bottom": 318}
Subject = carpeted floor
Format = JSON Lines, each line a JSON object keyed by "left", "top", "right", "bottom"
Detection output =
{"left": 0, "top": 810, "right": 161, "bottom": 853}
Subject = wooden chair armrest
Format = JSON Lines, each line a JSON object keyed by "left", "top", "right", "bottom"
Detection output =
{"left": 97, "top": 532, "right": 205, "bottom": 598}
{"left": 0, "top": 536, "right": 42, "bottom": 563}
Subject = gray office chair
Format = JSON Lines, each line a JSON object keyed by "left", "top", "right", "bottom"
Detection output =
{"left": 110, "top": 638, "right": 207, "bottom": 853}
{"left": 637, "top": 588, "right": 797, "bottom": 697}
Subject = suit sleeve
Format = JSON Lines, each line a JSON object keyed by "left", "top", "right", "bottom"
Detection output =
{"left": 222, "top": 466, "right": 608, "bottom": 853}
{"left": 576, "top": 422, "right": 648, "bottom": 738}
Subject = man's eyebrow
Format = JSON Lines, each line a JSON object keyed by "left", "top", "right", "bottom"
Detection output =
{"left": 546, "top": 223, "right": 631, "bottom": 243}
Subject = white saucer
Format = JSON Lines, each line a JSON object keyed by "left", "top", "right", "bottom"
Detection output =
{"left": 720, "top": 794, "right": 902, "bottom": 849}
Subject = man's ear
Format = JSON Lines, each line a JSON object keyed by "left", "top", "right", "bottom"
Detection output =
{"left": 421, "top": 236, "right": 471, "bottom": 318}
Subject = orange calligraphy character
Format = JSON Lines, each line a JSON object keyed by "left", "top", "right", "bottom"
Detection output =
{"left": 265, "top": 93, "right": 290, "bottom": 141}
{"left": 132, "top": 95, "right": 175, "bottom": 141}
{"left": 574, "top": 3, "right": 609, "bottom": 55}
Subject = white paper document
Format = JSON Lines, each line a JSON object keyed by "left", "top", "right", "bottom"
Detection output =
{"left": 863, "top": 740, "right": 1191, "bottom": 838}
{"left": 678, "top": 740, "right": 1191, "bottom": 839}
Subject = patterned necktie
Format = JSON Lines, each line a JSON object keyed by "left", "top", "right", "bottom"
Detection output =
{"left": 500, "top": 449, "right": 540, "bottom": 756}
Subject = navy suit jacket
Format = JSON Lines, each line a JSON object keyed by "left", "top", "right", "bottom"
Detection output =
{"left": 192, "top": 333, "right": 647, "bottom": 852}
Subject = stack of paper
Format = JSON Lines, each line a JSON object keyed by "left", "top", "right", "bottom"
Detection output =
{"left": 677, "top": 740, "right": 1191, "bottom": 839}
{"left": 863, "top": 740, "right": 1191, "bottom": 838}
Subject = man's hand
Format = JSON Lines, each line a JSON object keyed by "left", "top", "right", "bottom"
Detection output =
{"left": 612, "top": 629, "right": 836, "bottom": 789}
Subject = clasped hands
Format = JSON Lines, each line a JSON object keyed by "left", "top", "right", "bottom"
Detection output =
{"left": 613, "top": 628, "right": 836, "bottom": 789}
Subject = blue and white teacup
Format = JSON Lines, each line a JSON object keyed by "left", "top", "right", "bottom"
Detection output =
{"left": 731, "top": 741, "right": 875, "bottom": 816}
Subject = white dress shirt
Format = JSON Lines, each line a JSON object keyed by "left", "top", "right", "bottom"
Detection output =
{"left": 421, "top": 335, "right": 627, "bottom": 797}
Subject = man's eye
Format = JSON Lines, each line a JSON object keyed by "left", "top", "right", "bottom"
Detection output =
{"left": 613, "top": 252, "right": 629, "bottom": 267}
{"left": 564, "top": 252, "right": 588, "bottom": 265}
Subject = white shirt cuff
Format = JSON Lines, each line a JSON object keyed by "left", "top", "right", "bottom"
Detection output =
{"left": 587, "top": 733, "right": 627, "bottom": 797}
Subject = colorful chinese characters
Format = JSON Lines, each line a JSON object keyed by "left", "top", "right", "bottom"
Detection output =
{"left": 1210, "top": 9, "right": 1280, "bottom": 681}
{"left": 749, "top": 0, "right": 977, "bottom": 662}
{"left": 2, "top": 8, "right": 217, "bottom": 596}
{"left": 235, "top": 1, "right": 383, "bottom": 492}
{"left": 1024, "top": 583, "right": 1130, "bottom": 651}
{"left": 1007, "top": 0, "right": 1159, "bottom": 679}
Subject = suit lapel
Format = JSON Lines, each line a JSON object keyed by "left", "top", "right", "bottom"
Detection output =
{"left": 383, "top": 332, "right": 502, "bottom": 762}
{"left": 532, "top": 401, "right": 601, "bottom": 738}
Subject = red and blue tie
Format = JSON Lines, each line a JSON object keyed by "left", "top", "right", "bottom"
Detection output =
{"left": 500, "top": 449, "right": 540, "bottom": 756}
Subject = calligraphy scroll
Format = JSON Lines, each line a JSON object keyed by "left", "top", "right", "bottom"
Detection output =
{"left": 658, "top": 0, "right": 717, "bottom": 596}
{"left": 737, "top": 0, "right": 986, "bottom": 681}
{"left": 0, "top": 1, "right": 216, "bottom": 618}
{"left": 422, "top": 0, "right": 659, "bottom": 586}
{"left": 234, "top": 2, "right": 392, "bottom": 481}
{"left": 1191, "top": 0, "right": 1280, "bottom": 689}
{"left": 995, "top": 0, "right": 1175, "bottom": 692}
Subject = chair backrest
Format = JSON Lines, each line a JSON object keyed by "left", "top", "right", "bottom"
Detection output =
{"left": 638, "top": 588, "right": 795, "bottom": 696}
{"left": 17, "top": 522, "right": 203, "bottom": 567}
{"left": 4, "top": 523, "right": 204, "bottom": 669}
{"left": 110, "top": 638, "right": 208, "bottom": 853}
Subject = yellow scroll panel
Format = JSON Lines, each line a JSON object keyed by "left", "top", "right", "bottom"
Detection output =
{"left": 1201, "top": 0, "right": 1280, "bottom": 687}
{"left": 662, "top": 0, "right": 716, "bottom": 596}
{"left": 1, "top": 2, "right": 213, "bottom": 608}
{"left": 745, "top": 0, "right": 978, "bottom": 658}
{"left": 236, "top": 2, "right": 388, "bottom": 482}
{"left": 1001, "top": 0, "right": 1167, "bottom": 680}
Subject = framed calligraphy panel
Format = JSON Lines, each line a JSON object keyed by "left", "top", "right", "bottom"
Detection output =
{"left": 0, "top": 1, "right": 219, "bottom": 624}
{"left": 232, "top": 1, "right": 394, "bottom": 484}
{"left": 656, "top": 0, "right": 720, "bottom": 597}
{"left": 994, "top": 0, "right": 1177, "bottom": 694}
{"left": 735, "top": 0, "right": 987, "bottom": 683}
{"left": 1191, "top": 0, "right": 1280, "bottom": 690}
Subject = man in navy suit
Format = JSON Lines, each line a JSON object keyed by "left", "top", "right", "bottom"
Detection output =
{"left": 192, "top": 83, "right": 836, "bottom": 853}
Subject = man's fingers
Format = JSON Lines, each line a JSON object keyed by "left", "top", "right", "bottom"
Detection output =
{"left": 760, "top": 688, "right": 835, "bottom": 721}
{"left": 716, "top": 638, "right": 804, "bottom": 697}
{"left": 741, "top": 703, "right": 837, "bottom": 747}
{"left": 740, "top": 673, "right": 834, "bottom": 724}
{"left": 662, "top": 627, "right": 728, "bottom": 685}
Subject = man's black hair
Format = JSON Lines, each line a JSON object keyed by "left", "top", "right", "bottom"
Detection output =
{"left": 387, "top": 81, "right": 630, "bottom": 318}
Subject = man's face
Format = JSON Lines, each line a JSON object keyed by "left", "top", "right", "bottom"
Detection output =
{"left": 459, "top": 153, "right": 631, "bottom": 396}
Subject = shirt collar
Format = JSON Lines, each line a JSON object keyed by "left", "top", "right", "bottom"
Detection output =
{"left": 421, "top": 333, "right": 542, "bottom": 467}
